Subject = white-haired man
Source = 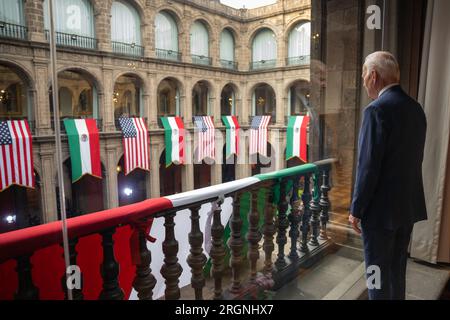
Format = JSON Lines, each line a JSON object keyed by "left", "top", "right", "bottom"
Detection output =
{"left": 349, "top": 52, "right": 427, "bottom": 300}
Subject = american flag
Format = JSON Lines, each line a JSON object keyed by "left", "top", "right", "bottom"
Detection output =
{"left": 250, "top": 115, "right": 271, "bottom": 157}
{"left": 0, "top": 120, "right": 35, "bottom": 191}
{"left": 193, "top": 116, "right": 215, "bottom": 162}
{"left": 118, "top": 117, "right": 149, "bottom": 175}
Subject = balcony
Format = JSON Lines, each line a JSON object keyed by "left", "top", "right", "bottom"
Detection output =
{"left": 112, "top": 41, "right": 144, "bottom": 57}
{"left": 191, "top": 54, "right": 212, "bottom": 66}
{"left": 0, "top": 160, "right": 337, "bottom": 300}
{"left": 250, "top": 59, "right": 277, "bottom": 70}
{"left": 286, "top": 55, "right": 311, "bottom": 66}
{"left": 156, "top": 49, "right": 182, "bottom": 62}
{"left": 0, "top": 21, "right": 27, "bottom": 40}
{"left": 45, "top": 30, "right": 97, "bottom": 50}
{"left": 220, "top": 59, "right": 238, "bottom": 70}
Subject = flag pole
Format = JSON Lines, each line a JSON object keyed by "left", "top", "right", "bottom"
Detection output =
{"left": 48, "top": 0, "right": 73, "bottom": 300}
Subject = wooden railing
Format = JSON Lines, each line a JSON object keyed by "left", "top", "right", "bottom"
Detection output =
{"left": 0, "top": 160, "right": 336, "bottom": 300}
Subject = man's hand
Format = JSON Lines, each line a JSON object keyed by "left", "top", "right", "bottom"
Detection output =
{"left": 348, "top": 214, "right": 362, "bottom": 235}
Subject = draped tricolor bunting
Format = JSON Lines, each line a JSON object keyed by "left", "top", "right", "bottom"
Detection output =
{"left": 160, "top": 117, "right": 185, "bottom": 167}
{"left": 0, "top": 120, "right": 35, "bottom": 191}
{"left": 221, "top": 116, "right": 239, "bottom": 158}
{"left": 0, "top": 163, "right": 320, "bottom": 300}
{"left": 193, "top": 116, "right": 215, "bottom": 162}
{"left": 118, "top": 117, "right": 149, "bottom": 175}
{"left": 286, "top": 115, "right": 310, "bottom": 163}
{"left": 249, "top": 115, "right": 271, "bottom": 157}
{"left": 63, "top": 119, "right": 101, "bottom": 182}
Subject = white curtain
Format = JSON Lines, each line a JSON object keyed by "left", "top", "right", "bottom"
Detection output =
{"left": 44, "top": 0, "right": 94, "bottom": 37}
{"left": 288, "top": 22, "right": 311, "bottom": 58}
{"left": 220, "top": 29, "right": 234, "bottom": 61}
{"left": 252, "top": 28, "right": 277, "bottom": 62}
{"left": 155, "top": 11, "right": 178, "bottom": 51}
{"left": 190, "top": 21, "right": 209, "bottom": 56}
{"left": 411, "top": 0, "right": 450, "bottom": 264}
{"left": 111, "top": 1, "right": 141, "bottom": 44}
{"left": 0, "top": 0, "right": 24, "bottom": 25}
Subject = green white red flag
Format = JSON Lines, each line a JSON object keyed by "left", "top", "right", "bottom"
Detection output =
{"left": 63, "top": 119, "right": 102, "bottom": 182}
{"left": 160, "top": 117, "right": 185, "bottom": 167}
{"left": 221, "top": 116, "right": 239, "bottom": 158}
{"left": 286, "top": 115, "right": 310, "bottom": 162}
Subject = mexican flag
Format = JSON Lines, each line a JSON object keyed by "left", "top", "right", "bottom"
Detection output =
{"left": 286, "top": 116, "right": 310, "bottom": 163}
{"left": 160, "top": 117, "right": 185, "bottom": 167}
{"left": 63, "top": 119, "right": 102, "bottom": 182}
{"left": 221, "top": 116, "right": 240, "bottom": 158}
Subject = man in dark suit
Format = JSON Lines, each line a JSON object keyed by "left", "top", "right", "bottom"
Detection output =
{"left": 349, "top": 51, "right": 427, "bottom": 300}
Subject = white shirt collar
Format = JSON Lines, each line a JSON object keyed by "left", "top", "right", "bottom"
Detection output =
{"left": 378, "top": 83, "right": 399, "bottom": 98}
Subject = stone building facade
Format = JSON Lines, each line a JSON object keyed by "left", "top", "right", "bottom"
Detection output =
{"left": 0, "top": 0, "right": 314, "bottom": 225}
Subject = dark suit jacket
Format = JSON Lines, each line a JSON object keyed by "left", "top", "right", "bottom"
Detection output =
{"left": 351, "top": 85, "right": 428, "bottom": 230}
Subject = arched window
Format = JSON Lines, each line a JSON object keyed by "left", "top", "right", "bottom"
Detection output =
{"left": 155, "top": 11, "right": 179, "bottom": 61}
{"left": 113, "top": 75, "right": 141, "bottom": 124}
{"left": 51, "top": 70, "right": 98, "bottom": 120}
{"left": 220, "top": 29, "right": 235, "bottom": 69}
{"left": 111, "top": 0, "right": 142, "bottom": 56}
{"left": 192, "top": 81, "right": 210, "bottom": 116}
{"left": 288, "top": 22, "right": 311, "bottom": 66}
{"left": 43, "top": 0, "right": 96, "bottom": 48}
{"left": 252, "top": 83, "right": 276, "bottom": 122}
{"left": 0, "top": 171, "right": 41, "bottom": 233}
{"left": 157, "top": 78, "right": 180, "bottom": 120}
{"left": 288, "top": 80, "right": 310, "bottom": 116}
{"left": 220, "top": 84, "right": 235, "bottom": 116}
{"left": 252, "top": 28, "right": 277, "bottom": 69}
{"left": 58, "top": 159, "right": 105, "bottom": 218}
{"left": 117, "top": 156, "right": 147, "bottom": 206}
{"left": 159, "top": 150, "right": 182, "bottom": 196}
{"left": 0, "top": 65, "right": 31, "bottom": 121}
{"left": 0, "top": 0, "right": 25, "bottom": 30}
{"left": 190, "top": 21, "right": 210, "bottom": 65}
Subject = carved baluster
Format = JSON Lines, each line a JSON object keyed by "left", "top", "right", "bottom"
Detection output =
{"left": 210, "top": 198, "right": 226, "bottom": 300}
{"left": 319, "top": 168, "right": 331, "bottom": 240}
{"left": 15, "top": 255, "right": 39, "bottom": 300}
{"left": 99, "top": 227, "right": 124, "bottom": 300}
{"left": 263, "top": 186, "right": 276, "bottom": 276}
{"left": 248, "top": 188, "right": 262, "bottom": 282}
{"left": 309, "top": 173, "right": 321, "bottom": 247}
{"left": 187, "top": 205, "right": 207, "bottom": 300}
{"left": 300, "top": 174, "right": 312, "bottom": 253}
{"left": 228, "top": 192, "right": 244, "bottom": 294}
{"left": 61, "top": 237, "right": 83, "bottom": 300}
{"left": 132, "top": 228, "right": 157, "bottom": 300}
{"left": 161, "top": 212, "right": 183, "bottom": 300}
{"left": 275, "top": 179, "right": 289, "bottom": 270}
{"left": 288, "top": 177, "right": 301, "bottom": 259}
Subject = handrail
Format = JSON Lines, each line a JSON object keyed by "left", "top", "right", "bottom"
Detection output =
{"left": 0, "top": 159, "right": 336, "bottom": 264}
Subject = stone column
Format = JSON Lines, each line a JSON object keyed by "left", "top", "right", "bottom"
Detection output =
{"left": 275, "top": 78, "right": 286, "bottom": 126}
{"left": 34, "top": 61, "right": 52, "bottom": 135}
{"left": 150, "top": 140, "right": 161, "bottom": 198}
{"left": 25, "top": 0, "right": 46, "bottom": 42}
{"left": 184, "top": 77, "right": 193, "bottom": 127}
{"left": 147, "top": 72, "right": 158, "bottom": 129}
{"left": 40, "top": 147, "right": 58, "bottom": 223}
{"left": 94, "top": 0, "right": 112, "bottom": 52}
{"left": 105, "top": 145, "right": 118, "bottom": 209}
{"left": 240, "top": 81, "right": 250, "bottom": 126}
{"left": 213, "top": 80, "right": 222, "bottom": 127}
{"left": 143, "top": 10, "right": 154, "bottom": 58}
{"left": 102, "top": 67, "right": 115, "bottom": 131}
{"left": 182, "top": 133, "right": 194, "bottom": 192}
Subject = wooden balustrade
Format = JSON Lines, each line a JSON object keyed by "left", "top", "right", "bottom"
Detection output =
{"left": 99, "top": 228, "right": 124, "bottom": 300}
{"left": 2, "top": 160, "right": 336, "bottom": 301}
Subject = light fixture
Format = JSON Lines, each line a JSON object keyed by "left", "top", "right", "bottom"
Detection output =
{"left": 116, "top": 165, "right": 122, "bottom": 173}
{"left": 5, "top": 215, "right": 16, "bottom": 224}
{"left": 123, "top": 187, "right": 133, "bottom": 197}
